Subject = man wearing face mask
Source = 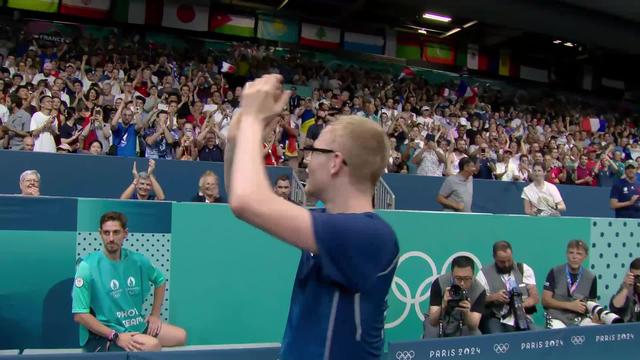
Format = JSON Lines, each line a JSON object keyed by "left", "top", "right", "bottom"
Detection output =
{"left": 477, "top": 241, "right": 539, "bottom": 333}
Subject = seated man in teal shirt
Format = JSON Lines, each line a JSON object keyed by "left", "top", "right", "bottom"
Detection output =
{"left": 72, "top": 211, "right": 186, "bottom": 352}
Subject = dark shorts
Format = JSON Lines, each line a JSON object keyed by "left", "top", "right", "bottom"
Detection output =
{"left": 84, "top": 325, "right": 155, "bottom": 353}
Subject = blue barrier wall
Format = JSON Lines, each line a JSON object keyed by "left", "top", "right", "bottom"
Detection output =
{"left": 0, "top": 151, "right": 291, "bottom": 202}
{"left": 382, "top": 173, "right": 615, "bottom": 217}
{"left": 0, "top": 150, "right": 616, "bottom": 217}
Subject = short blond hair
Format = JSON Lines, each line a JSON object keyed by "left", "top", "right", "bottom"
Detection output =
{"left": 328, "top": 116, "right": 390, "bottom": 188}
{"left": 199, "top": 170, "right": 219, "bottom": 187}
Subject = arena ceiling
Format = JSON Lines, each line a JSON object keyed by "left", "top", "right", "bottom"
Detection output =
{"left": 223, "top": 0, "right": 640, "bottom": 55}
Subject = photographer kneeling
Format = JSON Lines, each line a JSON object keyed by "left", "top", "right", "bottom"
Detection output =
{"left": 609, "top": 257, "right": 640, "bottom": 322}
{"left": 423, "top": 256, "right": 485, "bottom": 338}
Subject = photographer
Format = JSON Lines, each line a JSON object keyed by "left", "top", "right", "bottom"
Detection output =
{"left": 477, "top": 241, "right": 539, "bottom": 333}
{"left": 542, "top": 240, "right": 597, "bottom": 328}
{"left": 609, "top": 258, "right": 640, "bottom": 322}
{"left": 423, "top": 256, "right": 485, "bottom": 338}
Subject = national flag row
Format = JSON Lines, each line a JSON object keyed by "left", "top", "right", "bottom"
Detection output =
{"left": 5, "top": 0, "right": 387, "bottom": 55}
{"left": 396, "top": 33, "right": 551, "bottom": 83}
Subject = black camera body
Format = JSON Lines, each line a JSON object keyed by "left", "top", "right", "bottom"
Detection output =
{"left": 447, "top": 284, "right": 469, "bottom": 310}
{"left": 509, "top": 287, "right": 530, "bottom": 330}
{"left": 634, "top": 274, "right": 640, "bottom": 286}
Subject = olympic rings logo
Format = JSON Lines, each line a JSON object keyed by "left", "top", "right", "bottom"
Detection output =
{"left": 385, "top": 251, "right": 483, "bottom": 329}
{"left": 570, "top": 336, "right": 585, "bottom": 345}
{"left": 395, "top": 350, "right": 415, "bottom": 360}
{"left": 493, "top": 343, "right": 510, "bottom": 354}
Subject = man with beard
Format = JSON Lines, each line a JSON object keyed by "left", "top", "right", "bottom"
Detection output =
{"left": 71, "top": 211, "right": 186, "bottom": 352}
{"left": 120, "top": 160, "right": 165, "bottom": 201}
{"left": 477, "top": 241, "right": 539, "bottom": 333}
{"left": 19, "top": 170, "right": 41, "bottom": 196}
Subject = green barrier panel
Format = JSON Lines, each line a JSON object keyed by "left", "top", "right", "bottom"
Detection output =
{"left": 4, "top": 197, "right": 634, "bottom": 351}
{"left": 378, "top": 211, "right": 590, "bottom": 341}
{"left": 169, "top": 203, "right": 299, "bottom": 345}
{"left": 0, "top": 230, "right": 76, "bottom": 349}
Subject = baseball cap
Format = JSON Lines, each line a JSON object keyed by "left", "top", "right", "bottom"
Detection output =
{"left": 421, "top": 105, "right": 431, "bottom": 112}
{"left": 625, "top": 160, "right": 637, "bottom": 169}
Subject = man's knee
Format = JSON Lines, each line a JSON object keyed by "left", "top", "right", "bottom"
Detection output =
{"left": 135, "top": 334, "right": 161, "bottom": 352}
{"left": 159, "top": 324, "right": 188, "bottom": 347}
{"left": 173, "top": 327, "right": 187, "bottom": 346}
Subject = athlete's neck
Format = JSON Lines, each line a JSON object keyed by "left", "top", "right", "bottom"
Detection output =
{"left": 104, "top": 249, "right": 122, "bottom": 261}
{"left": 323, "top": 192, "right": 373, "bottom": 214}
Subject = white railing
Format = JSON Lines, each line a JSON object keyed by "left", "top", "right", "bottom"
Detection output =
{"left": 374, "top": 177, "right": 396, "bottom": 209}
{"left": 291, "top": 170, "right": 307, "bottom": 206}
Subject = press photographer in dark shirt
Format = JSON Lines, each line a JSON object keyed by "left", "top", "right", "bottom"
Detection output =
{"left": 609, "top": 258, "right": 640, "bottom": 323}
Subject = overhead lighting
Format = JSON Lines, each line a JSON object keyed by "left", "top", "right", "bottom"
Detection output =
{"left": 462, "top": 20, "right": 478, "bottom": 28}
{"left": 440, "top": 27, "right": 461, "bottom": 38}
{"left": 418, "top": 29, "right": 427, "bottom": 34}
{"left": 422, "top": 12, "right": 452, "bottom": 22}
{"left": 564, "top": 42, "right": 574, "bottom": 47}
{"left": 553, "top": 40, "right": 562, "bottom": 44}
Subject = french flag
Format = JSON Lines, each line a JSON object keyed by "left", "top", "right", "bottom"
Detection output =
{"left": 456, "top": 79, "right": 478, "bottom": 105}
{"left": 581, "top": 116, "right": 606, "bottom": 133}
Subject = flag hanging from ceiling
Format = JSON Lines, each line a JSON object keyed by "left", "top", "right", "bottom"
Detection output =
{"left": 343, "top": 32, "right": 384, "bottom": 54}
{"left": 7, "top": 0, "right": 59, "bottom": 13}
{"left": 59, "top": 0, "right": 111, "bottom": 19}
{"left": 499, "top": 50, "right": 512, "bottom": 76}
{"left": 113, "top": 0, "right": 162, "bottom": 25}
{"left": 300, "top": 23, "right": 340, "bottom": 49}
{"left": 162, "top": 0, "right": 209, "bottom": 32}
{"left": 456, "top": 44, "right": 489, "bottom": 71}
{"left": 396, "top": 33, "right": 421, "bottom": 60}
{"left": 257, "top": 15, "right": 298, "bottom": 43}
{"left": 423, "top": 42, "right": 455, "bottom": 65}
{"left": 210, "top": 13, "right": 255, "bottom": 37}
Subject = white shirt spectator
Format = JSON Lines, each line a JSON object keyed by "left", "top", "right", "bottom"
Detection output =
{"left": 30, "top": 112, "right": 57, "bottom": 153}
{"left": 32, "top": 73, "right": 56, "bottom": 86}
{"left": 521, "top": 181, "right": 563, "bottom": 216}
{"left": 0, "top": 104, "right": 8, "bottom": 124}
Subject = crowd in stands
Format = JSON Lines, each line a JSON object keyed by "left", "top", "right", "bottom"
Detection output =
{"left": 0, "top": 20, "right": 638, "bottom": 192}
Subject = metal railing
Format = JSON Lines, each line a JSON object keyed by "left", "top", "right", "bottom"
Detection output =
{"left": 291, "top": 170, "right": 307, "bottom": 206}
{"left": 374, "top": 177, "right": 396, "bottom": 209}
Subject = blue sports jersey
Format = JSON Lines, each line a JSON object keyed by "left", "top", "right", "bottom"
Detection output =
{"left": 280, "top": 210, "right": 399, "bottom": 360}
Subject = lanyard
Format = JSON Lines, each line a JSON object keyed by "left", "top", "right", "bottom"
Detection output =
{"left": 565, "top": 265, "right": 583, "bottom": 296}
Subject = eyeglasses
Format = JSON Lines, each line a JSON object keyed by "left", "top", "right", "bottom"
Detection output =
{"left": 303, "top": 146, "right": 348, "bottom": 166}
{"left": 453, "top": 276, "right": 473, "bottom": 283}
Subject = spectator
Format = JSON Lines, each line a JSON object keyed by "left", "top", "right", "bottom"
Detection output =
{"left": 542, "top": 240, "right": 597, "bottom": 328}
{"left": 30, "top": 94, "right": 57, "bottom": 152}
{"left": 120, "top": 160, "right": 165, "bottom": 201}
{"left": 477, "top": 241, "right": 539, "bottom": 333}
{"left": 191, "top": 170, "right": 220, "bottom": 203}
{"left": 509, "top": 154, "right": 530, "bottom": 182}
{"left": 197, "top": 119, "right": 225, "bottom": 162}
{"left": 609, "top": 160, "right": 640, "bottom": 218}
{"left": 110, "top": 101, "right": 144, "bottom": 157}
{"left": 22, "top": 135, "right": 34, "bottom": 151}
{"left": 522, "top": 162, "right": 566, "bottom": 216}
{"left": 79, "top": 106, "right": 111, "bottom": 153}
{"left": 19, "top": 169, "right": 40, "bottom": 196}
{"left": 274, "top": 174, "right": 292, "bottom": 201}
{"left": 144, "top": 110, "right": 177, "bottom": 160}
{"left": 446, "top": 138, "right": 468, "bottom": 176}
{"left": 3, "top": 94, "right": 31, "bottom": 150}
{"left": 71, "top": 211, "right": 187, "bottom": 352}
{"left": 609, "top": 257, "right": 640, "bottom": 323}
{"left": 437, "top": 157, "right": 475, "bottom": 212}
{"left": 423, "top": 256, "right": 485, "bottom": 337}
{"left": 82, "top": 139, "right": 103, "bottom": 155}
{"left": 575, "top": 154, "right": 597, "bottom": 186}
{"left": 413, "top": 134, "right": 445, "bottom": 176}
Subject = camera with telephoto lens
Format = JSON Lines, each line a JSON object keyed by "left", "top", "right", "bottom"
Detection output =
{"left": 509, "top": 286, "right": 530, "bottom": 330}
{"left": 446, "top": 284, "right": 469, "bottom": 312}
{"left": 585, "top": 301, "right": 623, "bottom": 325}
{"left": 634, "top": 274, "right": 640, "bottom": 287}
